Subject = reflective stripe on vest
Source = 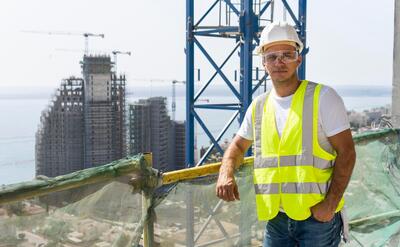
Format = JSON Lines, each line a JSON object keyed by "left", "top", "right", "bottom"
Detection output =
{"left": 252, "top": 80, "right": 345, "bottom": 221}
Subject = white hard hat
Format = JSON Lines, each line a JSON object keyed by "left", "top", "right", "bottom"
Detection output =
{"left": 256, "top": 21, "right": 303, "bottom": 54}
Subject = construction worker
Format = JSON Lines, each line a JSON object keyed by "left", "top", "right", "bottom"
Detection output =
{"left": 216, "top": 22, "right": 356, "bottom": 246}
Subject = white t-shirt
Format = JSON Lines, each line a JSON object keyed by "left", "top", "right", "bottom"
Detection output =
{"left": 237, "top": 85, "right": 350, "bottom": 153}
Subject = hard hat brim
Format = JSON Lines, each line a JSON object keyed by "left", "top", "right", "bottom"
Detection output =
{"left": 256, "top": 41, "right": 300, "bottom": 55}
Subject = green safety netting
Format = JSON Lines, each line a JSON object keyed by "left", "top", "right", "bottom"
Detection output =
{"left": 0, "top": 129, "right": 399, "bottom": 246}
{"left": 345, "top": 130, "right": 400, "bottom": 246}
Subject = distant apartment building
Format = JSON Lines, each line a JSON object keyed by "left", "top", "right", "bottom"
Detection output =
{"left": 169, "top": 121, "right": 186, "bottom": 170}
{"left": 129, "top": 103, "right": 151, "bottom": 154}
{"left": 129, "top": 97, "right": 186, "bottom": 171}
{"left": 35, "top": 55, "right": 126, "bottom": 177}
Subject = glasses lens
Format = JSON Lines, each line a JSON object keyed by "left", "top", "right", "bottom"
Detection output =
{"left": 263, "top": 50, "right": 298, "bottom": 64}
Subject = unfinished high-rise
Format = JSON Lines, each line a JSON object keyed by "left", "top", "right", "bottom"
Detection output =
{"left": 82, "top": 56, "right": 126, "bottom": 168}
{"left": 129, "top": 97, "right": 169, "bottom": 171}
{"left": 35, "top": 77, "right": 85, "bottom": 177}
{"left": 36, "top": 55, "right": 126, "bottom": 177}
{"left": 129, "top": 97, "right": 186, "bottom": 171}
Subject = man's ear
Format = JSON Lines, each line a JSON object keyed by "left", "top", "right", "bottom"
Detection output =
{"left": 297, "top": 55, "right": 303, "bottom": 67}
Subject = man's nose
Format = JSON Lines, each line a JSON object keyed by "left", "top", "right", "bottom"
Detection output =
{"left": 273, "top": 56, "right": 286, "bottom": 65}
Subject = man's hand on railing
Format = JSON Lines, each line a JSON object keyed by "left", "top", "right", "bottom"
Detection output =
{"left": 215, "top": 169, "right": 240, "bottom": 202}
{"left": 215, "top": 135, "right": 252, "bottom": 202}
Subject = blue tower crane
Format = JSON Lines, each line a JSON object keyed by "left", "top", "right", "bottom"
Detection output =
{"left": 184, "top": 2, "right": 307, "bottom": 245}
{"left": 185, "top": 0, "right": 307, "bottom": 168}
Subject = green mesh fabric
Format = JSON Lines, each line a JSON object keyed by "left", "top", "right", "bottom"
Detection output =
{"left": 1, "top": 129, "right": 400, "bottom": 246}
{"left": 153, "top": 167, "right": 264, "bottom": 247}
{"left": 345, "top": 132, "right": 400, "bottom": 246}
{"left": 0, "top": 181, "right": 143, "bottom": 246}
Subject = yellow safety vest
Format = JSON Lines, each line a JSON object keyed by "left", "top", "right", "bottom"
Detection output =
{"left": 251, "top": 80, "right": 344, "bottom": 221}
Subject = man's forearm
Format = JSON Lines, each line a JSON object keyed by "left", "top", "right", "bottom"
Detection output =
{"left": 324, "top": 149, "right": 356, "bottom": 211}
{"left": 220, "top": 142, "right": 246, "bottom": 174}
{"left": 216, "top": 136, "right": 252, "bottom": 201}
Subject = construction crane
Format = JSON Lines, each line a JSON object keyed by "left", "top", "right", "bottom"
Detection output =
{"left": 112, "top": 51, "right": 132, "bottom": 73}
{"left": 21, "top": 30, "right": 105, "bottom": 55}
{"left": 129, "top": 78, "right": 186, "bottom": 120}
{"left": 82, "top": 33, "right": 105, "bottom": 55}
{"left": 172, "top": 80, "right": 186, "bottom": 121}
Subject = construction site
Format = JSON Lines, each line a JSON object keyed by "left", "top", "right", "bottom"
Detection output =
{"left": 35, "top": 55, "right": 127, "bottom": 177}
{"left": 1, "top": 0, "right": 400, "bottom": 246}
{"left": 129, "top": 97, "right": 186, "bottom": 172}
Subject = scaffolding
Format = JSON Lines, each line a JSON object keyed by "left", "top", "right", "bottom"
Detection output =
{"left": 82, "top": 55, "right": 127, "bottom": 168}
{"left": 35, "top": 77, "right": 85, "bottom": 177}
{"left": 35, "top": 55, "right": 127, "bottom": 178}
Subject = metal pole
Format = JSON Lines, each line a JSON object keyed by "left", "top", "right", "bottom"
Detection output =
{"left": 242, "top": 0, "right": 256, "bottom": 119}
{"left": 298, "top": 0, "right": 307, "bottom": 80}
{"left": 186, "top": 0, "right": 195, "bottom": 169}
{"left": 142, "top": 192, "right": 154, "bottom": 246}
{"left": 186, "top": 0, "right": 195, "bottom": 246}
{"left": 142, "top": 153, "right": 154, "bottom": 247}
{"left": 239, "top": 0, "right": 256, "bottom": 245}
{"left": 186, "top": 187, "right": 195, "bottom": 247}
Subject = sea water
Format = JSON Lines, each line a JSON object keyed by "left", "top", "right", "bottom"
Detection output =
{"left": 0, "top": 86, "right": 391, "bottom": 185}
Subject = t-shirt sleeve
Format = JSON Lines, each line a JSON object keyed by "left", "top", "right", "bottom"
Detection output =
{"left": 319, "top": 86, "right": 351, "bottom": 137}
{"left": 237, "top": 101, "right": 254, "bottom": 141}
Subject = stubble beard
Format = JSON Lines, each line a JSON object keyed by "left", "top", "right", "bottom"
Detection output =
{"left": 272, "top": 71, "right": 298, "bottom": 87}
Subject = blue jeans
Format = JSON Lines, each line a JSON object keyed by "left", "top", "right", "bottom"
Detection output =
{"left": 263, "top": 211, "right": 343, "bottom": 247}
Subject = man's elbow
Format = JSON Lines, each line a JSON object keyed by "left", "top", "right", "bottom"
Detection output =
{"left": 232, "top": 135, "right": 253, "bottom": 154}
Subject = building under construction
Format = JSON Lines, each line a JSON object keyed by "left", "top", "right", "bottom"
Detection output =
{"left": 129, "top": 97, "right": 185, "bottom": 171}
{"left": 81, "top": 56, "right": 126, "bottom": 168}
{"left": 169, "top": 121, "right": 186, "bottom": 170}
{"left": 35, "top": 77, "right": 85, "bottom": 177}
{"left": 35, "top": 55, "right": 126, "bottom": 177}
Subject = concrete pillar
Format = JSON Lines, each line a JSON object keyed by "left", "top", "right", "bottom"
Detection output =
{"left": 392, "top": 0, "right": 400, "bottom": 127}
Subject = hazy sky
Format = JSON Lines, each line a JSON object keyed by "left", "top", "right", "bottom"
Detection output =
{"left": 0, "top": 0, "right": 395, "bottom": 88}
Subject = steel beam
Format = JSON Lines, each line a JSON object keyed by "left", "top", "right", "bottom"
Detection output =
{"left": 239, "top": 0, "right": 257, "bottom": 124}
{"left": 185, "top": 1, "right": 195, "bottom": 246}
{"left": 186, "top": 0, "right": 195, "bottom": 169}
{"left": 298, "top": 0, "right": 307, "bottom": 80}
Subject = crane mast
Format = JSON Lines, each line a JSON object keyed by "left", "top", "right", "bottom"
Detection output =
{"left": 112, "top": 51, "right": 132, "bottom": 73}
{"left": 172, "top": 80, "right": 186, "bottom": 121}
{"left": 83, "top": 33, "right": 105, "bottom": 55}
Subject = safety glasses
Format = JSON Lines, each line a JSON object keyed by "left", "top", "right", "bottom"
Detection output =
{"left": 262, "top": 50, "right": 299, "bottom": 64}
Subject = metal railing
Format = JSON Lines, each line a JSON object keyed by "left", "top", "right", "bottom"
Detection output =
{"left": 0, "top": 128, "right": 399, "bottom": 246}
